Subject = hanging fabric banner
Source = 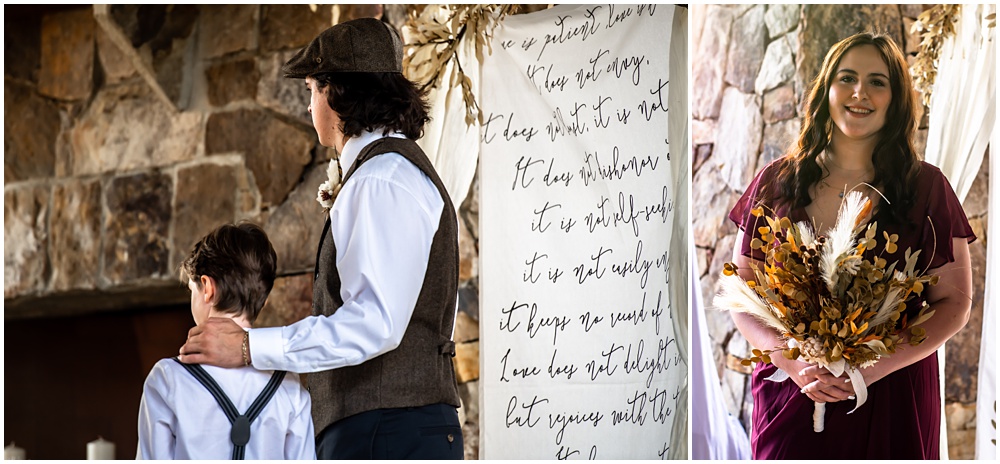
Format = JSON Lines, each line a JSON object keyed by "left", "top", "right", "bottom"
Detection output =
{"left": 479, "top": 4, "right": 685, "bottom": 459}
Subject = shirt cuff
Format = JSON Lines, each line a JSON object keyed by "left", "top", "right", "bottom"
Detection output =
{"left": 248, "top": 326, "right": 285, "bottom": 370}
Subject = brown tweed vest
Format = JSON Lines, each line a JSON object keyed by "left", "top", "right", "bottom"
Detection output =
{"left": 309, "top": 137, "right": 461, "bottom": 433}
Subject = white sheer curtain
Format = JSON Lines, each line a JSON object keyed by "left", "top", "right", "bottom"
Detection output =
{"left": 921, "top": 4, "right": 996, "bottom": 460}
{"left": 413, "top": 16, "right": 482, "bottom": 210}
{"left": 691, "top": 238, "right": 752, "bottom": 459}
{"left": 977, "top": 140, "right": 997, "bottom": 460}
{"left": 924, "top": 4, "right": 995, "bottom": 200}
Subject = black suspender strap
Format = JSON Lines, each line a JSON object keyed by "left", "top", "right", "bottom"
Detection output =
{"left": 172, "top": 358, "right": 287, "bottom": 460}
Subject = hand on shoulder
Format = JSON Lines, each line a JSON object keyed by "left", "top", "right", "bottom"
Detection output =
{"left": 179, "top": 318, "right": 246, "bottom": 368}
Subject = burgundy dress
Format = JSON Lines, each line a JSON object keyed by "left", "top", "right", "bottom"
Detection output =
{"left": 727, "top": 160, "right": 976, "bottom": 459}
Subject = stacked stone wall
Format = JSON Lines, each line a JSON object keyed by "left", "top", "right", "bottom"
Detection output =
{"left": 4, "top": 4, "right": 487, "bottom": 457}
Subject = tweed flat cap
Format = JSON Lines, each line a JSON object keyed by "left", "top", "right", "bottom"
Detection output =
{"left": 282, "top": 18, "right": 403, "bottom": 78}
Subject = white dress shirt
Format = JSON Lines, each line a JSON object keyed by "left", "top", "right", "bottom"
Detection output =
{"left": 137, "top": 357, "right": 315, "bottom": 460}
{"left": 249, "top": 130, "right": 445, "bottom": 373}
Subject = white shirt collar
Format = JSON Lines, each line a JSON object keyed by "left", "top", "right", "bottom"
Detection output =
{"left": 338, "top": 130, "right": 408, "bottom": 173}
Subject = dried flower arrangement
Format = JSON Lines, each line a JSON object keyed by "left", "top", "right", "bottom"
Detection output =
{"left": 402, "top": 4, "right": 518, "bottom": 126}
{"left": 910, "top": 5, "right": 961, "bottom": 107}
{"left": 716, "top": 191, "right": 938, "bottom": 432}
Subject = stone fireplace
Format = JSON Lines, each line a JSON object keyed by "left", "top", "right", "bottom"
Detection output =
{"left": 4, "top": 4, "right": 484, "bottom": 458}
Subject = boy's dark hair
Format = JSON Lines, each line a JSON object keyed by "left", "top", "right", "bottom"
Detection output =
{"left": 180, "top": 222, "right": 277, "bottom": 323}
{"left": 312, "top": 72, "right": 431, "bottom": 140}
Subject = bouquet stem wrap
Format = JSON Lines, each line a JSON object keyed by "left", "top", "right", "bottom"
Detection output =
{"left": 765, "top": 364, "right": 868, "bottom": 432}
{"left": 813, "top": 403, "right": 825, "bottom": 433}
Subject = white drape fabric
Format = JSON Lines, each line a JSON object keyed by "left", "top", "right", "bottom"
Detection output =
{"left": 921, "top": 5, "right": 995, "bottom": 459}
{"left": 691, "top": 240, "right": 752, "bottom": 460}
{"left": 668, "top": 13, "right": 691, "bottom": 458}
{"left": 977, "top": 136, "right": 997, "bottom": 460}
{"left": 923, "top": 4, "right": 994, "bottom": 201}
{"left": 414, "top": 19, "right": 482, "bottom": 210}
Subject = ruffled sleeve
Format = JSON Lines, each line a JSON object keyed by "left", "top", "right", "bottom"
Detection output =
{"left": 728, "top": 159, "right": 783, "bottom": 261}
{"left": 919, "top": 164, "right": 977, "bottom": 270}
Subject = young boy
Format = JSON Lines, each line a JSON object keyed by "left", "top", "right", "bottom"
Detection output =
{"left": 137, "top": 223, "right": 314, "bottom": 459}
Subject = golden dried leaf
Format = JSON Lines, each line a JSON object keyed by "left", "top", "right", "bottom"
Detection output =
{"left": 830, "top": 345, "right": 843, "bottom": 361}
{"left": 773, "top": 301, "right": 788, "bottom": 317}
{"left": 910, "top": 308, "right": 936, "bottom": 327}
{"left": 781, "top": 283, "right": 796, "bottom": 296}
{"left": 856, "top": 200, "right": 873, "bottom": 226}
{"left": 723, "top": 264, "right": 736, "bottom": 277}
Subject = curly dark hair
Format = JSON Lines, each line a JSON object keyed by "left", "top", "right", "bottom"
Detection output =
{"left": 180, "top": 222, "right": 277, "bottom": 323}
{"left": 311, "top": 72, "right": 431, "bottom": 140}
{"left": 762, "top": 32, "right": 920, "bottom": 225}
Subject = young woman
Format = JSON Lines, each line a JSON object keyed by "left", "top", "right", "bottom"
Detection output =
{"left": 727, "top": 32, "right": 974, "bottom": 459}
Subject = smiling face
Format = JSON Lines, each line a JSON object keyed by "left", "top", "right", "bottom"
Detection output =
{"left": 827, "top": 44, "right": 892, "bottom": 144}
{"left": 306, "top": 77, "right": 347, "bottom": 153}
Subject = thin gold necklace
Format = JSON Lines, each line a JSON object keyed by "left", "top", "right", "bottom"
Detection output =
{"left": 819, "top": 152, "right": 873, "bottom": 198}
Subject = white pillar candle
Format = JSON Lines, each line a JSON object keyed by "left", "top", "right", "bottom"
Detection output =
{"left": 86, "top": 436, "right": 115, "bottom": 460}
{"left": 4, "top": 442, "right": 26, "bottom": 460}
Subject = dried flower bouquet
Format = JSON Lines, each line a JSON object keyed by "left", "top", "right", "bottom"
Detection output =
{"left": 717, "top": 191, "right": 938, "bottom": 432}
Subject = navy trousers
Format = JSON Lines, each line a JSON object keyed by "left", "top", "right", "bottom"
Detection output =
{"left": 315, "top": 403, "right": 463, "bottom": 459}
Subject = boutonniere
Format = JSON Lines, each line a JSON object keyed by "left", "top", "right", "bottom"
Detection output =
{"left": 316, "top": 159, "right": 342, "bottom": 213}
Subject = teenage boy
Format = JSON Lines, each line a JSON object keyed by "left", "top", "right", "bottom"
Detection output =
{"left": 179, "top": 19, "right": 463, "bottom": 459}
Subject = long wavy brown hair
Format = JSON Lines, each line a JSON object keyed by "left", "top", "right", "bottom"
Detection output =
{"left": 762, "top": 32, "right": 921, "bottom": 224}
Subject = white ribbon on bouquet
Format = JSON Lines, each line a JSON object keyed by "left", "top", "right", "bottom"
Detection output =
{"left": 765, "top": 339, "right": 868, "bottom": 433}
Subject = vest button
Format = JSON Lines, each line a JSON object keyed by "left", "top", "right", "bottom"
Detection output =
{"left": 447, "top": 434, "right": 454, "bottom": 443}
